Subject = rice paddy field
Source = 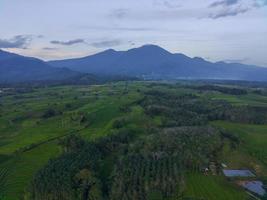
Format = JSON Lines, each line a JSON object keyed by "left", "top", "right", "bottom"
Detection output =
{"left": 0, "top": 81, "right": 267, "bottom": 200}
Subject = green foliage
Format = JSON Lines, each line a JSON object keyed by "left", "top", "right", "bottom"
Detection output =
{"left": 58, "top": 134, "right": 86, "bottom": 153}
{"left": 42, "top": 108, "right": 57, "bottom": 118}
{"left": 30, "top": 129, "right": 136, "bottom": 200}
{"left": 183, "top": 173, "right": 247, "bottom": 200}
{"left": 112, "top": 117, "right": 128, "bottom": 129}
{"left": 110, "top": 126, "right": 221, "bottom": 200}
{"left": 213, "top": 121, "right": 267, "bottom": 175}
{"left": 193, "top": 85, "right": 248, "bottom": 95}
{"left": 1, "top": 81, "right": 267, "bottom": 200}
{"left": 30, "top": 142, "right": 103, "bottom": 200}
{"left": 142, "top": 89, "right": 267, "bottom": 126}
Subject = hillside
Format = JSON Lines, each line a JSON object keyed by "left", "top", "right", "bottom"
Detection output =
{"left": 49, "top": 45, "right": 267, "bottom": 82}
{"left": 0, "top": 50, "right": 80, "bottom": 83}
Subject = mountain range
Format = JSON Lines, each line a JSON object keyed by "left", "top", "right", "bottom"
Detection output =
{"left": 1, "top": 45, "right": 267, "bottom": 83}
{"left": 0, "top": 50, "right": 80, "bottom": 83}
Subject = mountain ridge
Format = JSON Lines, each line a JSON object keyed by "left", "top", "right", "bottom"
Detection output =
{"left": 1, "top": 45, "right": 267, "bottom": 83}
{"left": 0, "top": 49, "right": 81, "bottom": 83}
{"left": 49, "top": 45, "right": 267, "bottom": 81}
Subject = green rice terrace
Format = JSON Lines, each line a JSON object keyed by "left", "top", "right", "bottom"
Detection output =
{"left": 0, "top": 81, "right": 266, "bottom": 200}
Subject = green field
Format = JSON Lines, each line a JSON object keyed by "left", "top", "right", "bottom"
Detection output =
{"left": 213, "top": 121, "right": 267, "bottom": 177}
{"left": 0, "top": 142, "right": 60, "bottom": 200}
{"left": 1, "top": 81, "right": 267, "bottom": 199}
{"left": 0, "top": 83, "right": 145, "bottom": 199}
{"left": 204, "top": 92, "right": 267, "bottom": 106}
{"left": 183, "top": 173, "right": 247, "bottom": 200}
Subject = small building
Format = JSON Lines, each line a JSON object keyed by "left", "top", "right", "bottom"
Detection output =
{"left": 239, "top": 181, "right": 266, "bottom": 196}
{"left": 223, "top": 169, "right": 255, "bottom": 177}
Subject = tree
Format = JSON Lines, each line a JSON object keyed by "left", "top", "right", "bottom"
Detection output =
{"left": 42, "top": 108, "right": 56, "bottom": 118}
{"left": 58, "top": 134, "right": 85, "bottom": 153}
{"left": 74, "top": 169, "right": 96, "bottom": 200}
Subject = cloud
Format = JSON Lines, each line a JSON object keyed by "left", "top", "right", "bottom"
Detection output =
{"left": 223, "top": 57, "right": 249, "bottom": 63}
{"left": 209, "top": 0, "right": 267, "bottom": 8}
{"left": 90, "top": 39, "right": 122, "bottom": 48}
{"left": 0, "top": 35, "right": 32, "bottom": 49}
{"left": 109, "top": 9, "right": 204, "bottom": 21}
{"left": 253, "top": 0, "right": 267, "bottom": 7}
{"left": 77, "top": 25, "right": 157, "bottom": 32}
{"left": 50, "top": 39, "right": 86, "bottom": 46}
{"left": 107, "top": 27, "right": 156, "bottom": 31}
{"left": 153, "top": 0, "right": 181, "bottom": 9}
{"left": 209, "top": 0, "right": 239, "bottom": 7}
{"left": 42, "top": 47, "right": 58, "bottom": 50}
{"left": 207, "top": 0, "right": 256, "bottom": 19}
{"left": 110, "top": 9, "right": 129, "bottom": 19}
{"left": 209, "top": 6, "right": 249, "bottom": 18}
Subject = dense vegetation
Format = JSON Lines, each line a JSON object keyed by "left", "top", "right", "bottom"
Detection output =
{"left": 29, "top": 126, "right": 221, "bottom": 200}
{"left": 0, "top": 81, "right": 267, "bottom": 200}
{"left": 142, "top": 88, "right": 267, "bottom": 125}
{"left": 191, "top": 85, "right": 248, "bottom": 95}
{"left": 110, "top": 127, "right": 221, "bottom": 200}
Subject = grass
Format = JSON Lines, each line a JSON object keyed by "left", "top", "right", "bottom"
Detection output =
{"left": 212, "top": 121, "right": 267, "bottom": 177}
{"left": 1, "top": 82, "right": 267, "bottom": 199}
{"left": 183, "top": 173, "right": 248, "bottom": 200}
{"left": 205, "top": 92, "right": 267, "bottom": 106}
{"left": 0, "top": 83, "right": 145, "bottom": 199}
{"left": 0, "top": 142, "right": 61, "bottom": 200}
{"left": 0, "top": 116, "right": 81, "bottom": 155}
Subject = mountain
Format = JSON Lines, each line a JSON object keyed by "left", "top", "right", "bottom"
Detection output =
{"left": 49, "top": 45, "right": 267, "bottom": 82}
{"left": 0, "top": 49, "right": 80, "bottom": 83}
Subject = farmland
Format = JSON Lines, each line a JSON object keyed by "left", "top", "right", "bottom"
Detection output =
{"left": 0, "top": 81, "right": 267, "bottom": 199}
{"left": 183, "top": 173, "right": 247, "bottom": 200}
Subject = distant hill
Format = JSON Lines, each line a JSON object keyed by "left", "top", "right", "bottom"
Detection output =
{"left": 0, "top": 49, "right": 80, "bottom": 83}
{"left": 49, "top": 45, "right": 267, "bottom": 82}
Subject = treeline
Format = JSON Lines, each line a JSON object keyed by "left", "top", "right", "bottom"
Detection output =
{"left": 141, "top": 90, "right": 267, "bottom": 125}
{"left": 192, "top": 85, "right": 248, "bottom": 95}
{"left": 187, "top": 80, "right": 267, "bottom": 89}
{"left": 0, "top": 74, "right": 139, "bottom": 89}
{"left": 0, "top": 87, "right": 34, "bottom": 97}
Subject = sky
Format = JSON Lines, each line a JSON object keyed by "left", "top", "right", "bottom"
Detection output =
{"left": 0, "top": 0, "right": 267, "bottom": 66}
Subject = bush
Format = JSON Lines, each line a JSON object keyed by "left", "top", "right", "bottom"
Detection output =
{"left": 42, "top": 108, "right": 56, "bottom": 118}
{"left": 112, "top": 117, "right": 127, "bottom": 129}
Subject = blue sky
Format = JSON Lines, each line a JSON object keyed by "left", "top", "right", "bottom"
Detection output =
{"left": 0, "top": 0, "right": 267, "bottom": 66}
